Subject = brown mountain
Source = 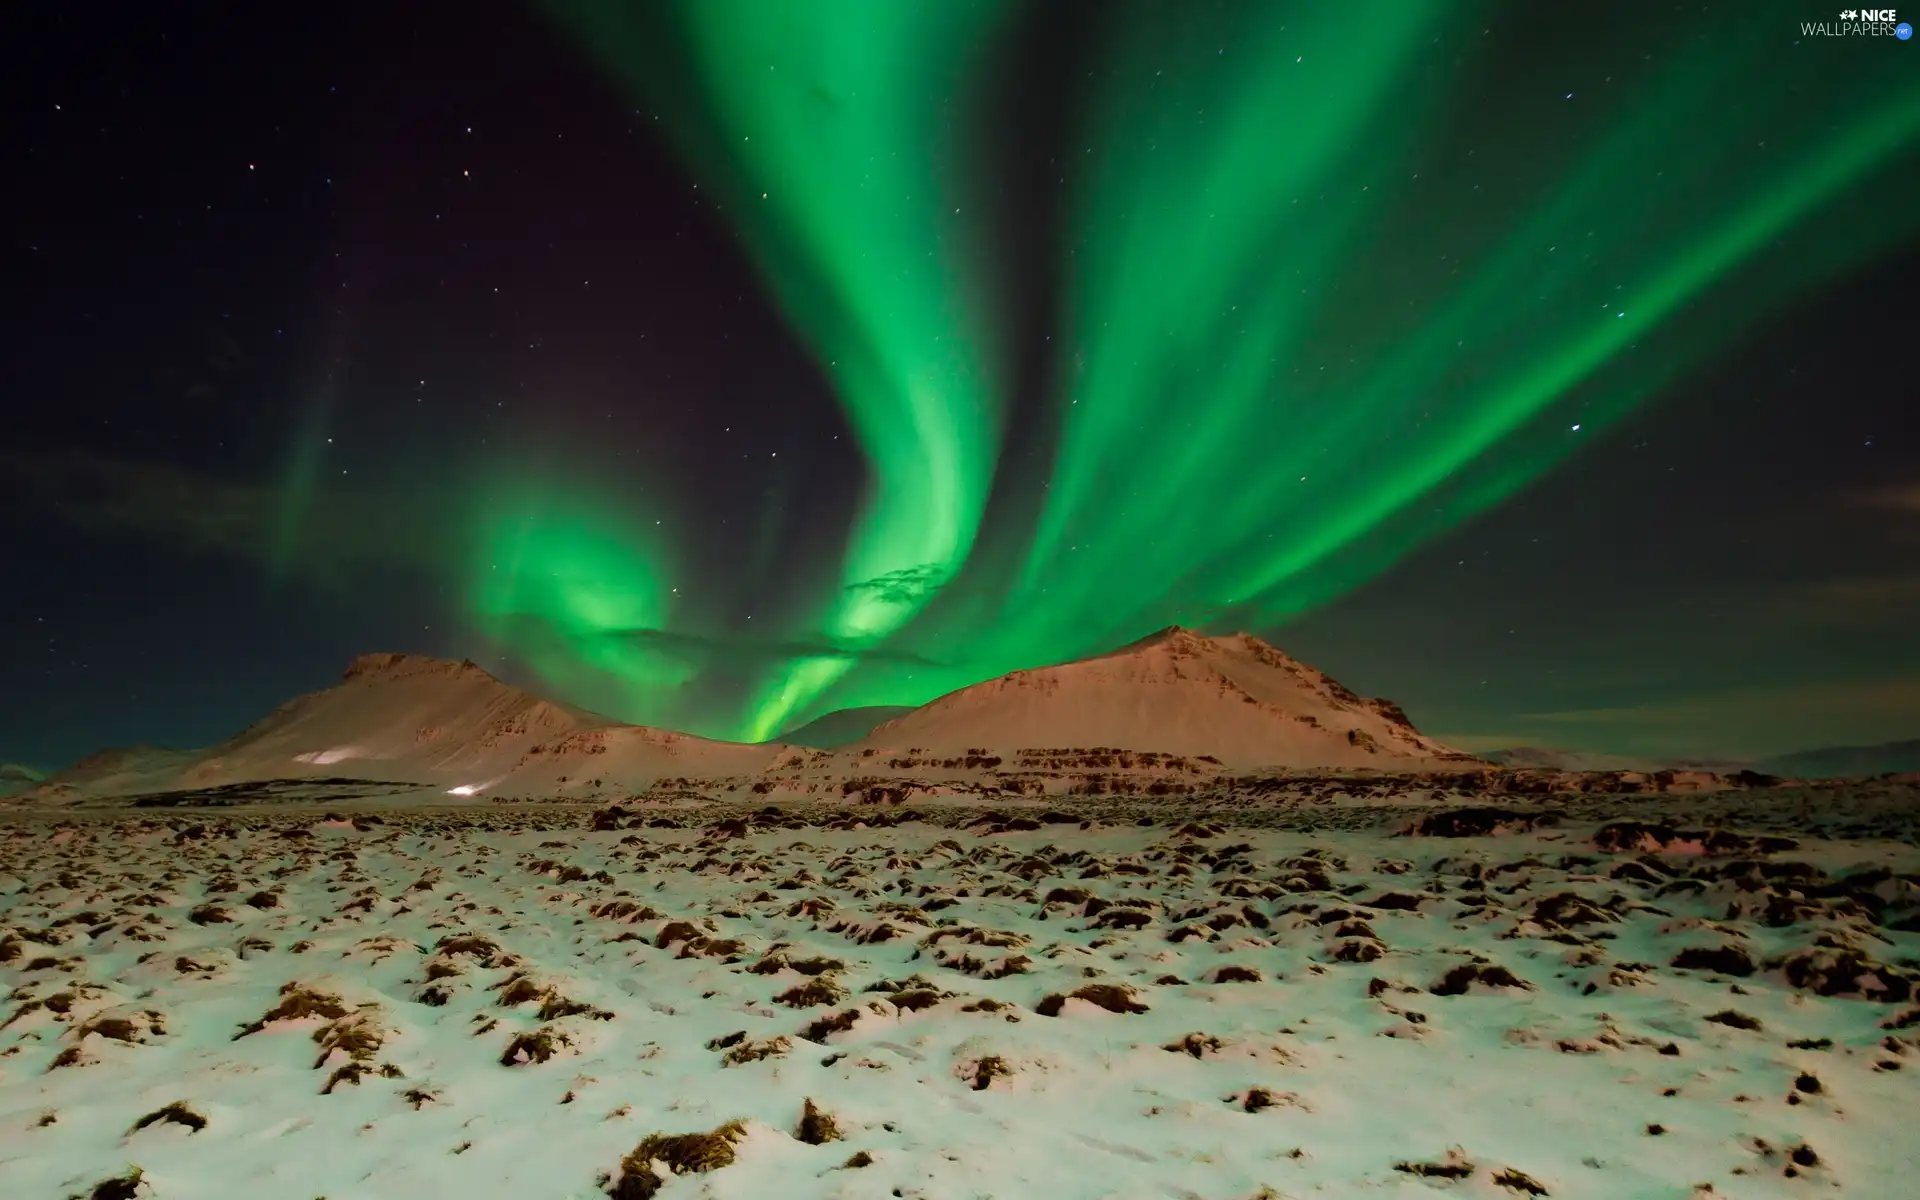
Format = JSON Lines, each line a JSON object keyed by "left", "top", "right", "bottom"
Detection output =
{"left": 852, "top": 626, "right": 1476, "bottom": 770}
{"left": 26, "top": 653, "right": 790, "bottom": 802}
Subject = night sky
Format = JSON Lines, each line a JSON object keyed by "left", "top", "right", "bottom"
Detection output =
{"left": 6, "top": 1, "right": 1918, "bottom": 772}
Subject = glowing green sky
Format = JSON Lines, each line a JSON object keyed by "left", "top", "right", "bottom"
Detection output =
{"left": 521, "top": 1, "right": 1920, "bottom": 742}
{"left": 550, "top": 0, "right": 1015, "bottom": 739}
{"left": 16, "top": 2, "right": 1920, "bottom": 775}
{"left": 472, "top": 474, "right": 692, "bottom": 715}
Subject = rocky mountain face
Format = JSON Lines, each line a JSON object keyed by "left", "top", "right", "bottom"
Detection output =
{"left": 850, "top": 626, "right": 1477, "bottom": 770}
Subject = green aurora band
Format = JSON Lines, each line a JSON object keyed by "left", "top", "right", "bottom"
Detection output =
{"left": 471, "top": 475, "right": 691, "bottom": 718}
{"left": 548, "top": 0, "right": 1014, "bottom": 739}
{"left": 522, "top": 1, "right": 1920, "bottom": 742}
{"left": 1007, "top": 4, "right": 1920, "bottom": 652}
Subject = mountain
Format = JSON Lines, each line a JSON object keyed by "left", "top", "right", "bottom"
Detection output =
{"left": 1480, "top": 740, "right": 1920, "bottom": 779}
{"left": 27, "top": 653, "right": 790, "bottom": 802}
{"left": 19, "top": 747, "right": 200, "bottom": 800}
{"left": 1473, "top": 746, "right": 1744, "bottom": 772}
{"left": 778, "top": 705, "right": 916, "bottom": 749}
{"left": 1762, "top": 738, "right": 1920, "bottom": 779}
{"left": 851, "top": 626, "right": 1476, "bottom": 770}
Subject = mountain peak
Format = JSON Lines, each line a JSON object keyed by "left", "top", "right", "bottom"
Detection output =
{"left": 341, "top": 652, "right": 498, "bottom": 684}
{"left": 858, "top": 625, "right": 1471, "bottom": 768}
{"left": 1113, "top": 624, "right": 1215, "bottom": 656}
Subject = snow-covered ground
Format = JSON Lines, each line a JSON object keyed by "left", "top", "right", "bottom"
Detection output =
{"left": 2, "top": 801, "right": 1917, "bottom": 1199}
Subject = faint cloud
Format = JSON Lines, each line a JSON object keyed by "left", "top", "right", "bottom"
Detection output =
{"left": 1779, "top": 576, "right": 1920, "bottom": 620}
{"left": 625, "top": 626, "right": 942, "bottom": 669}
{"left": 2, "top": 450, "right": 451, "bottom": 584}
{"left": 5, "top": 452, "right": 275, "bottom": 557}
{"left": 845, "top": 563, "right": 948, "bottom": 606}
{"left": 1863, "top": 483, "right": 1920, "bottom": 512}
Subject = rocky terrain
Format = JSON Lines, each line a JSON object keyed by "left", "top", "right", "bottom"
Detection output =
{"left": 2, "top": 785, "right": 1918, "bottom": 1198}
{"left": 8, "top": 630, "right": 1918, "bottom": 1196}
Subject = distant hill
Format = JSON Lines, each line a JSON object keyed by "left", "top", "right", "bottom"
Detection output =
{"left": 0, "top": 763, "right": 44, "bottom": 796}
{"left": 1476, "top": 747, "right": 1748, "bottom": 773}
{"left": 853, "top": 626, "right": 1477, "bottom": 770}
{"left": 1763, "top": 738, "right": 1920, "bottom": 779}
{"left": 778, "top": 705, "right": 916, "bottom": 749}
{"left": 1478, "top": 747, "right": 1656, "bottom": 772}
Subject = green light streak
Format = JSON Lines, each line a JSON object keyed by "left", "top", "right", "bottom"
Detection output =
{"left": 1218, "top": 90, "right": 1920, "bottom": 608}
{"left": 470, "top": 476, "right": 691, "bottom": 720}
{"left": 550, "top": 0, "right": 1013, "bottom": 739}
{"left": 268, "top": 394, "right": 331, "bottom": 584}
{"left": 806, "top": 8, "right": 1920, "bottom": 723}
{"left": 1021, "top": 2, "right": 1450, "bottom": 602}
{"left": 543, "top": 4, "right": 1920, "bottom": 740}
{"left": 1015, "top": 12, "right": 1918, "bottom": 644}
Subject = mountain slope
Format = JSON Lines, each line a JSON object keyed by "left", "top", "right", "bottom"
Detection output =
{"left": 778, "top": 705, "right": 916, "bottom": 749}
{"left": 0, "top": 763, "right": 46, "bottom": 796}
{"left": 1763, "top": 738, "right": 1920, "bottom": 779}
{"left": 853, "top": 627, "right": 1475, "bottom": 769}
{"left": 30, "top": 653, "right": 788, "bottom": 801}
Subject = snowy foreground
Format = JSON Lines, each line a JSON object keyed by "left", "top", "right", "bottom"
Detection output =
{"left": 2, "top": 799, "right": 1918, "bottom": 1199}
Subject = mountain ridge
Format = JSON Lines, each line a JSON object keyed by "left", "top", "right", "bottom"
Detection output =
{"left": 1763, "top": 737, "right": 1920, "bottom": 779}
{"left": 48, "top": 630, "right": 1872, "bottom": 804}
{"left": 852, "top": 625, "right": 1475, "bottom": 770}
{"left": 23, "top": 651, "right": 788, "bottom": 803}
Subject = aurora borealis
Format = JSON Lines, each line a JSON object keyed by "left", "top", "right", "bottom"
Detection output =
{"left": 552, "top": 0, "right": 1018, "bottom": 740}
{"left": 545, "top": 0, "right": 1920, "bottom": 736}
{"left": 6, "top": 1, "right": 1920, "bottom": 770}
